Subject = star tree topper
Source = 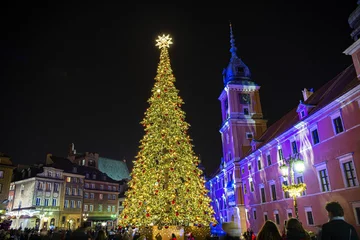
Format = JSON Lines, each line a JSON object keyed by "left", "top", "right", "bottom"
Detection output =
{"left": 156, "top": 34, "right": 173, "bottom": 49}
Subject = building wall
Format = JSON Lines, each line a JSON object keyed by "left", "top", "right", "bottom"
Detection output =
{"left": 13, "top": 179, "right": 36, "bottom": 209}
{"left": 240, "top": 85, "right": 360, "bottom": 234}
{"left": 0, "top": 166, "right": 14, "bottom": 209}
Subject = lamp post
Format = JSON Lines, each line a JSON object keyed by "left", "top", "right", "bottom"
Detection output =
{"left": 279, "top": 154, "right": 307, "bottom": 219}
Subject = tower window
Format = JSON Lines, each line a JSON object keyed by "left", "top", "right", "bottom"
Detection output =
{"left": 246, "top": 132, "right": 253, "bottom": 139}
{"left": 236, "top": 67, "right": 244, "bottom": 73}
{"left": 243, "top": 107, "right": 249, "bottom": 115}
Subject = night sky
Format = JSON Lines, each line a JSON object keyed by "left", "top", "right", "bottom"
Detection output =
{"left": 0, "top": 2, "right": 356, "bottom": 176}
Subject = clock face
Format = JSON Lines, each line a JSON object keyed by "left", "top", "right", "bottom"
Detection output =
{"left": 241, "top": 94, "right": 251, "bottom": 104}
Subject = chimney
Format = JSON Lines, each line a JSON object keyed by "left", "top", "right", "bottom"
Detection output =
{"left": 46, "top": 153, "right": 53, "bottom": 165}
{"left": 343, "top": 2, "right": 360, "bottom": 79}
{"left": 302, "top": 88, "right": 314, "bottom": 101}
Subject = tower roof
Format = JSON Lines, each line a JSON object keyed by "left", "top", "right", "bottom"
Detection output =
{"left": 223, "top": 23, "right": 252, "bottom": 86}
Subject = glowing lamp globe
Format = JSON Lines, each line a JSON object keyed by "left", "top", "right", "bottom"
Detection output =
{"left": 294, "top": 159, "right": 305, "bottom": 173}
{"left": 280, "top": 163, "right": 289, "bottom": 177}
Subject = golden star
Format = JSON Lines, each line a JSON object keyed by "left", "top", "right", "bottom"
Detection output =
{"left": 155, "top": 34, "right": 173, "bottom": 49}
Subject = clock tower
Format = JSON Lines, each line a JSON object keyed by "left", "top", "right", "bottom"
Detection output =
{"left": 219, "top": 24, "right": 267, "bottom": 165}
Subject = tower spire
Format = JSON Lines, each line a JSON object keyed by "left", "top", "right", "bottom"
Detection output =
{"left": 229, "top": 22, "right": 238, "bottom": 59}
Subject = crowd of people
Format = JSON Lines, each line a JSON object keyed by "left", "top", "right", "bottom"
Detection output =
{"left": 223, "top": 201, "right": 359, "bottom": 240}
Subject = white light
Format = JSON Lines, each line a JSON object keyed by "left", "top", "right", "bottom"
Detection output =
{"left": 157, "top": 89, "right": 161, "bottom": 93}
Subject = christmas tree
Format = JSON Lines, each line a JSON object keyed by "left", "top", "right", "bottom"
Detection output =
{"left": 119, "top": 35, "right": 216, "bottom": 228}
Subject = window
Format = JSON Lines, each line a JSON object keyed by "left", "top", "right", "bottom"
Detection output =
{"left": 287, "top": 209, "right": 293, "bottom": 219}
{"left": 85, "top": 183, "right": 89, "bottom": 188}
{"left": 291, "top": 141, "right": 298, "bottom": 154}
{"left": 66, "top": 177, "right": 71, "bottom": 183}
{"left": 257, "top": 158, "right": 262, "bottom": 170}
{"left": 46, "top": 182, "right": 51, "bottom": 191}
{"left": 311, "top": 128, "right": 320, "bottom": 145}
{"left": 260, "top": 186, "right": 266, "bottom": 203}
{"left": 107, "top": 205, "right": 111, "bottom": 212}
{"left": 52, "top": 198, "right": 57, "bottom": 206}
{"left": 296, "top": 175, "right": 306, "bottom": 196}
{"left": 72, "top": 188, "right": 77, "bottom": 196}
{"left": 82, "top": 159, "right": 85, "bottom": 165}
{"left": 248, "top": 163, "right": 252, "bottom": 171}
{"left": 66, "top": 187, "right": 71, "bottom": 195}
{"left": 47, "top": 171, "right": 53, "bottom": 178}
{"left": 352, "top": 202, "right": 360, "bottom": 225}
{"left": 77, "top": 201, "right": 82, "bottom": 208}
{"left": 278, "top": 148, "right": 284, "bottom": 161}
{"left": 267, "top": 154, "right": 271, "bottom": 166}
{"left": 315, "top": 162, "right": 331, "bottom": 192}
{"left": 91, "top": 183, "right": 95, "bottom": 189}
{"left": 249, "top": 179, "right": 254, "bottom": 192}
{"left": 56, "top": 172, "right": 61, "bottom": 178}
{"left": 246, "top": 132, "right": 253, "bottom": 139}
{"left": 241, "top": 167, "right": 245, "bottom": 174}
{"left": 64, "top": 200, "right": 69, "bottom": 208}
{"left": 253, "top": 210, "right": 257, "bottom": 220}
{"left": 243, "top": 183, "right": 247, "bottom": 194}
{"left": 36, "top": 197, "right": 41, "bottom": 206}
{"left": 84, "top": 204, "right": 88, "bottom": 212}
{"left": 54, "top": 183, "right": 59, "bottom": 192}
{"left": 274, "top": 210, "right": 280, "bottom": 225}
{"left": 112, "top": 195, "right": 116, "bottom": 200}
{"left": 338, "top": 153, "right": 358, "bottom": 188}
{"left": 269, "top": 181, "right": 277, "bottom": 201}
{"left": 90, "top": 205, "right": 94, "bottom": 212}
{"left": 283, "top": 179, "right": 290, "bottom": 198}
{"left": 92, "top": 174, "right": 96, "bottom": 179}
{"left": 44, "top": 199, "right": 49, "bottom": 206}
{"left": 246, "top": 209, "right": 250, "bottom": 220}
{"left": 0, "top": 171, "right": 3, "bottom": 178}
{"left": 84, "top": 193, "right": 89, "bottom": 199}
{"left": 70, "top": 200, "right": 75, "bottom": 208}
{"left": 98, "top": 204, "right": 103, "bottom": 212}
{"left": 100, "top": 185, "right": 104, "bottom": 190}
{"left": 108, "top": 194, "right": 111, "bottom": 200}
{"left": 301, "top": 111, "right": 305, "bottom": 117}
{"left": 243, "top": 107, "right": 249, "bottom": 115}
{"left": 85, "top": 173, "right": 89, "bottom": 179}
{"left": 78, "top": 189, "right": 83, "bottom": 196}
{"left": 72, "top": 167, "right": 77, "bottom": 173}
{"left": 99, "top": 194, "right": 103, "bottom": 200}
{"left": 264, "top": 212, "right": 268, "bottom": 221}
{"left": 38, "top": 182, "right": 43, "bottom": 190}
{"left": 333, "top": 116, "right": 344, "bottom": 134}
{"left": 90, "top": 193, "right": 94, "bottom": 199}
{"left": 112, "top": 206, "right": 116, "bottom": 212}
{"left": 305, "top": 207, "right": 314, "bottom": 225}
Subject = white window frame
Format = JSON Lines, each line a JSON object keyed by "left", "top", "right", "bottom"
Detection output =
{"left": 246, "top": 132, "right": 254, "bottom": 139}
{"left": 243, "top": 182, "right": 247, "bottom": 194}
{"left": 269, "top": 180, "right": 277, "bottom": 201}
{"left": 352, "top": 201, "right": 360, "bottom": 225}
{"left": 249, "top": 178, "right": 254, "bottom": 192}
{"left": 315, "top": 161, "right": 331, "bottom": 192}
{"left": 277, "top": 145, "right": 284, "bottom": 162}
{"left": 291, "top": 140, "right": 298, "bottom": 154}
{"left": 337, "top": 153, "right": 359, "bottom": 188}
{"left": 266, "top": 153, "right": 272, "bottom": 166}
{"left": 286, "top": 209, "right": 293, "bottom": 219}
{"left": 294, "top": 172, "right": 306, "bottom": 196}
{"left": 330, "top": 111, "right": 345, "bottom": 135}
{"left": 304, "top": 206, "right": 315, "bottom": 226}
{"left": 263, "top": 212, "right": 268, "bottom": 221}
{"left": 257, "top": 156, "right": 262, "bottom": 171}
{"left": 280, "top": 176, "right": 290, "bottom": 199}
{"left": 273, "top": 210, "right": 280, "bottom": 225}
{"left": 245, "top": 208, "right": 249, "bottom": 221}
{"left": 259, "top": 183, "right": 265, "bottom": 203}
{"left": 309, "top": 124, "right": 320, "bottom": 145}
{"left": 253, "top": 208, "right": 257, "bottom": 220}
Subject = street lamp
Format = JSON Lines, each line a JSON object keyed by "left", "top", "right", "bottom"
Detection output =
{"left": 83, "top": 213, "right": 89, "bottom": 221}
{"left": 280, "top": 154, "right": 307, "bottom": 219}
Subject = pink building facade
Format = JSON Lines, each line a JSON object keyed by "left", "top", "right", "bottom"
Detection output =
{"left": 207, "top": 9, "right": 360, "bottom": 236}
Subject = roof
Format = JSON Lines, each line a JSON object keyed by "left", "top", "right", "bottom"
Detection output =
{"left": 48, "top": 156, "right": 119, "bottom": 183}
{"left": 98, "top": 157, "right": 130, "bottom": 181}
{"left": 252, "top": 64, "right": 358, "bottom": 151}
